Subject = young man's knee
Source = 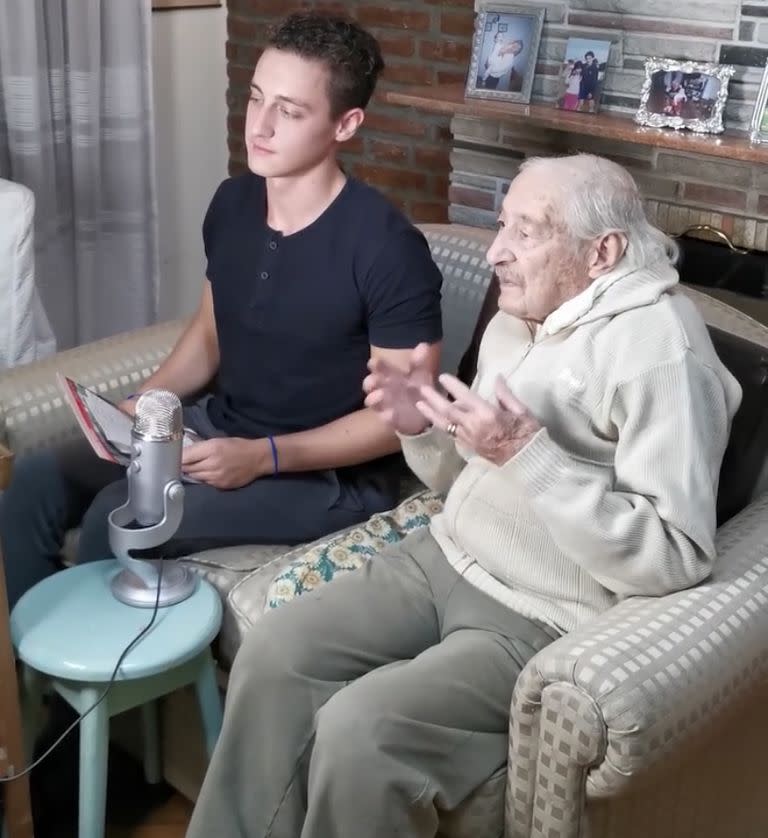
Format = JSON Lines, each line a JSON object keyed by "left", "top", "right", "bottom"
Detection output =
{"left": 0, "top": 450, "right": 64, "bottom": 520}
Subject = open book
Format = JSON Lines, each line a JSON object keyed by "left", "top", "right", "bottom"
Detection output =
{"left": 57, "top": 374, "right": 203, "bottom": 468}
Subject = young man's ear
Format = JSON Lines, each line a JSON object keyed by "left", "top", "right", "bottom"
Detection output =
{"left": 335, "top": 108, "right": 365, "bottom": 143}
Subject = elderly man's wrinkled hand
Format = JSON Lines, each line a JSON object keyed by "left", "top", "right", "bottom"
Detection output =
{"left": 416, "top": 374, "right": 541, "bottom": 465}
{"left": 363, "top": 343, "right": 435, "bottom": 436}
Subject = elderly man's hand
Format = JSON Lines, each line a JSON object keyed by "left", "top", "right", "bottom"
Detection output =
{"left": 363, "top": 343, "right": 435, "bottom": 436}
{"left": 416, "top": 374, "right": 541, "bottom": 465}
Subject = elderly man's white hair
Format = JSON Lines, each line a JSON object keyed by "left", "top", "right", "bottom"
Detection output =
{"left": 520, "top": 154, "right": 679, "bottom": 267}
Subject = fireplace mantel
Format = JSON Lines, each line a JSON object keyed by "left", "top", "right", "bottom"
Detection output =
{"left": 385, "top": 84, "right": 768, "bottom": 165}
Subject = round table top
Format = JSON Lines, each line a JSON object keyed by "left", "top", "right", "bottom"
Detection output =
{"left": 11, "top": 560, "right": 222, "bottom": 682}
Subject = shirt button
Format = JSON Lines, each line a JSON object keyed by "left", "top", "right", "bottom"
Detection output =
{"left": 260, "top": 271, "right": 269, "bottom": 280}
{"left": 268, "top": 240, "right": 278, "bottom": 251}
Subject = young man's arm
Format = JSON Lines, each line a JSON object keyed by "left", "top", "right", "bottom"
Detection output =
{"left": 181, "top": 342, "right": 442, "bottom": 488}
{"left": 121, "top": 281, "right": 219, "bottom": 411}
{"left": 182, "top": 222, "right": 444, "bottom": 489}
{"left": 271, "top": 342, "right": 442, "bottom": 471}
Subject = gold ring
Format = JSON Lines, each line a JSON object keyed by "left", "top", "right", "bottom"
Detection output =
{"left": 446, "top": 422, "right": 458, "bottom": 437}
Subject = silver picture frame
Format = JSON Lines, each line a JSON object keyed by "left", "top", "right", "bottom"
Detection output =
{"left": 465, "top": 3, "right": 545, "bottom": 105}
{"left": 749, "top": 58, "right": 768, "bottom": 144}
{"left": 634, "top": 57, "right": 734, "bottom": 134}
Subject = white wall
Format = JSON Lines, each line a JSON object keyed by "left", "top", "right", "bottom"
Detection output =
{"left": 152, "top": 5, "right": 229, "bottom": 319}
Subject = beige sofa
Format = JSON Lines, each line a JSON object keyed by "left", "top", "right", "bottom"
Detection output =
{"left": 3, "top": 224, "right": 768, "bottom": 837}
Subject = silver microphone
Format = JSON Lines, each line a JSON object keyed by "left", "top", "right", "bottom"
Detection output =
{"left": 107, "top": 389, "right": 196, "bottom": 607}
{"left": 130, "top": 390, "right": 184, "bottom": 526}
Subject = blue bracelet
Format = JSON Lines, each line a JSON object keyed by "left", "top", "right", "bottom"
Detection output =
{"left": 267, "top": 435, "right": 279, "bottom": 475}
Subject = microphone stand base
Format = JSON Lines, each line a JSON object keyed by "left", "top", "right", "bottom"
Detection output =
{"left": 111, "top": 560, "right": 197, "bottom": 608}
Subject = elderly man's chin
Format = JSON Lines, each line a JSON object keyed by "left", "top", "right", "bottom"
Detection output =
{"left": 498, "top": 282, "right": 527, "bottom": 317}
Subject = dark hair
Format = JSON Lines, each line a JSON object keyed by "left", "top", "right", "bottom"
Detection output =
{"left": 267, "top": 13, "right": 385, "bottom": 118}
{"left": 585, "top": 51, "right": 595, "bottom": 59}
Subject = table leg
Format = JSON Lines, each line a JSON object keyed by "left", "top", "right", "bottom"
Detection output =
{"left": 194, "top": 650, "right": 223, "bottom": 758}
{"left": 77, "top": 688, "right": 109, "bottom": 838}
{"left": 141, "top": 702, "right": 162, "bottom": 785}
{"left": 19, "top": 667, "right": 45, "bottom": 764}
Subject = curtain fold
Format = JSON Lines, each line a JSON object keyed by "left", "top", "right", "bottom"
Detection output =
{"left": 0, "top": 0, "right": 159, "bottom": 348}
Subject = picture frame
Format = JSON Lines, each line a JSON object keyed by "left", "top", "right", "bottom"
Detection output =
{"left": 634, "top": 57, "right": 734, "bottom": 135}
{"left": 555, "top": 37, "right": 612, "bottom": 114}
{"left": 749, "top": 58, "right": 768, "bottom": 144}
{"left": 465, "top": 4, "right": 545, "bottom": 104}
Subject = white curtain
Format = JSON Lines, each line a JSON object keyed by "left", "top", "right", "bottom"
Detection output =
{"left": 0, "top": 0, "right": 159, "bottom": 348}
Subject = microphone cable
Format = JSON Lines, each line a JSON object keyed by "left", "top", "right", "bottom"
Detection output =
{"left": 0, "top": 561, "right": 166, "bottom": 784}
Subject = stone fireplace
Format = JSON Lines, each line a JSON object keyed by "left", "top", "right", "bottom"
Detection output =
{"left": 447, "top": 114, "right": 768, "bottom": 251}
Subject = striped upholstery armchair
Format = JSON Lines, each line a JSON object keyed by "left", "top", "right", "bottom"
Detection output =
{"left": 2, "top": 224, "right": 768, "bottom": 838}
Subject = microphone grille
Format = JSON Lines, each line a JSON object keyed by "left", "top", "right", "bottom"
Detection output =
{"left": 133, "top": 390, "right": 183, "bottom": 440}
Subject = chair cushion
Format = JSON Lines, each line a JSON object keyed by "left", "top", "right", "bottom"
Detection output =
{"left": 220, "top": 491, "right": 443, "bottom": 667}
{"left": 265, "top": 491, "right": 444, "bottom": 610}
{"left": 0, "top": 178, "right": 57, "bottom": 369}
{"left": 708, "top": 326, "right": 768, "bottom": 524}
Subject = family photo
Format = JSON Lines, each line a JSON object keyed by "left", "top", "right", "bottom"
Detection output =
{"left": 646, "top": 69, "right": 722, "bottom": 121}
{"left": 466, "top": 5, "right": 544, "bottom": 103}
{"left": 556, "top": 37, "right": 611, "bottom": 113}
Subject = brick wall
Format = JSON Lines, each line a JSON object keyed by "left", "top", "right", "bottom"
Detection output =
{"left": 226, "top": 0, "right": 768, "bottom": 248}
{"left": 226, "top": 0, "right": 475, "bottom": 221}
{"left": 447, "top": 0, "right": 768, "bottom": 250}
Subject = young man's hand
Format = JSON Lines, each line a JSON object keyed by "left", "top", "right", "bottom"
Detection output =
{"left": 181, "top": 437, "right": 273, "bottom": 489}
{"left": 118, "top": 396, "right": 139, "bottom": 417}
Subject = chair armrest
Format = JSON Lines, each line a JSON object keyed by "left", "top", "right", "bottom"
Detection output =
{"left": 505, "top": 491, "right": 768, "bottom": 838}
{"left": 0, "top": 320, "right": 186, "bottom": 456}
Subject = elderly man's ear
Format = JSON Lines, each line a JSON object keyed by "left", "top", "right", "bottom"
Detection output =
{"left": 586, "top": 231, "right": 628, "bottom": 279}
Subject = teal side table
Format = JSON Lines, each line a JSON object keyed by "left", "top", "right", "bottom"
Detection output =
{"left": 10, "top": 560, "right": 223, "bottom": 838}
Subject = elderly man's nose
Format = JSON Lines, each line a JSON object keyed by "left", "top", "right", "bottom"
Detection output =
{"left": 487, "top": 235, "right": 510, "bottom": 266}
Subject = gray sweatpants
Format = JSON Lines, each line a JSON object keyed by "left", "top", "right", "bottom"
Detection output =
{"left": 186, "top": 527, "right": 560, "bottom": 838}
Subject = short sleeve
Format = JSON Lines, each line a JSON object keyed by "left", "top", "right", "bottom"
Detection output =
{"left": 363, "top": 227, "right": 443, "bottom": 349}
{"left": 202, "top": 180, "right": 228, "bottom": 275}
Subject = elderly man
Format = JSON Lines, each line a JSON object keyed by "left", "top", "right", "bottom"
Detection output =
{"left": 186, "top": 155, "right": 742, "bottom": 838}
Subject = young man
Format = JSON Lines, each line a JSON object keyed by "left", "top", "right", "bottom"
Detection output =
{"left": 577, "top": 50, "right": 599, "bottom": 112}
{"left": 0, "top": 13, "right": 443, "bottom": 610}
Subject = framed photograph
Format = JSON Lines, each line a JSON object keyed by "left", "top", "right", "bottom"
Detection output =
{"left": 635, "top": 58, "right": 734, "bottom": 134}
{"left": 750, "top": 58, "right": 768, "bottom": 143}
{"left": 555, "top": 37, "right": 612, "bottom": 114}
{"left": 465, "top": 4, "right": 545, "bottom": 104}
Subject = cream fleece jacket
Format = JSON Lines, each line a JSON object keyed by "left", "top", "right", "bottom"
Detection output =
{"left": 401, "top": 258, "right": 743, "bottom": 633}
